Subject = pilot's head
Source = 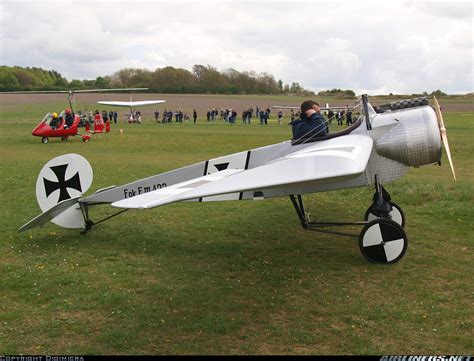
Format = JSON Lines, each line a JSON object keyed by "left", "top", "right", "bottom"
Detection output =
{"left": 301, "top": 100, "right": 320, "bottom": 116}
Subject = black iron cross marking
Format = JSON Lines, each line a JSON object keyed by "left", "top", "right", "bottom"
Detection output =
{"left": 43, "top": 164, "right": 82, "bottom": 203}
{"left": 214, "top": 162, "right": 229, "bottom": 171}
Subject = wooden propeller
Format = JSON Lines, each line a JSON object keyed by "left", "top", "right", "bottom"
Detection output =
{"left": 433, "top": 96, "right": 456, "bottom": 180}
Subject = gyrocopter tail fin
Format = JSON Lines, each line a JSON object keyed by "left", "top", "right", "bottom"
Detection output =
{"left": 18, "top": 154, "right": 94, "bottom": 232}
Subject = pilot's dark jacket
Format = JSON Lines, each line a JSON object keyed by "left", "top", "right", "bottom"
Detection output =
{"left": 50, "top": 117, "right": 61, "bottom": 129}
{"left": 65, "top": 113, "right": 74, "bottom": 127}
{"left": 291, "top": 112, "right": 328, "bottom": 139}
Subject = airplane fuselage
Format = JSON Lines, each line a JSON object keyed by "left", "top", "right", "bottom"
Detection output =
{"left": 81, "top": 104, "right": 441, "bottom": 206}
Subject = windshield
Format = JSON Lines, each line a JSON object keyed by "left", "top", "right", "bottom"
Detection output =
{"left": 42, "top": 111, "right": 66, "bottom": 127}
{"left": 42, "top": 112, "right": 52, "bottom": 125}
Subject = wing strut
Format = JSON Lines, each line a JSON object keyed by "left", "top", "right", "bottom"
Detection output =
{"left": 362, "top": 94, "right": 372, "bottom": 130}
{"left": 289, "top": 194, "right": 368, "bottom": 238}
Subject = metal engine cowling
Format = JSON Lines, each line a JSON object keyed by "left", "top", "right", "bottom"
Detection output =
{"left": 374, "top": 106, "right": 442, "bottom": 166}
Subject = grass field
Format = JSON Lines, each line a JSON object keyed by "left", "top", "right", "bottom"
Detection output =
{"left": 0, "top": 94, "right": 472, "bottom": 355}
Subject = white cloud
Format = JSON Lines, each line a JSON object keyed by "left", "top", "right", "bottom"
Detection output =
{"left": 0, "top": 0, "right": 472, "bottom": 94}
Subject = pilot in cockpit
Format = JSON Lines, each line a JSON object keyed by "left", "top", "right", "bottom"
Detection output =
{"left": 64, "top": 108, "right": 74, "bottom": 129}
{"left": 291, "top": 100, "right": 328, "bottom": 139}
{"left": 50, "top": 112, "right": 61, "bottom": 129}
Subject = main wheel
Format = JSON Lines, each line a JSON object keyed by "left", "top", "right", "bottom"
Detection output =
{"left": 359, "top": 219, "right": 408, "bottom": 264}
{"left": 364, "top": 201, "right": 405, "bottom": 227}
{"left": 41, "top": 137, "right": 49, "bottom": 144}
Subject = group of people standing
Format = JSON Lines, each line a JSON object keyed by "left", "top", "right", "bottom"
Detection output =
{"left": 205, "top": 108, "right": 242, "bottom": 123}
{"left": 203, "top": 107, "right": 276, "bottom": 125}
{"left": 89, "top": 110, "right": 118, "bottom": 124}
{"left": 72, "top": 102, "right": 356, "bottom": 140}
{"left": 76, "top": 110, "right": 119, "bottom": 126}
{"left": 155, "top": 109, "right": 189, "bottom": 123}
{"left": 327, "top": 109, "right": 354, "bottom": 126}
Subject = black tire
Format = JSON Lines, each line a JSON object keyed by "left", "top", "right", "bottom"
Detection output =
{"left": 359, "top": 219, "right": 408, "bottom": 264}
{"left": 41, "top": 137, "right": 49, "bottom": 144}
{"left": 364, "top": 201, "right": 405, "bottom": 228}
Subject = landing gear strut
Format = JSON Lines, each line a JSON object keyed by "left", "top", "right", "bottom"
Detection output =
{"left": 363, "top": 175, "right": 406, "bottom": 227}
{"left": 290, "top": 175, "right": 408, "bottom": 264}
{"left": 78, "top": 202, "right": 128, "bottom": 235}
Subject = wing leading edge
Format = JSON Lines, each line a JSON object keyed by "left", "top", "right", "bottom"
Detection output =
{"left": 112, "top": 135, "right": 373, "bottom": 209}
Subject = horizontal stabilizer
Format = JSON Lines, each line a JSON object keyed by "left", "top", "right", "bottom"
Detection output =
{"left": 17, "top": 196, "right": 81, "bottom": 233}
{"left": 97, "top": 100, "right": 166, "bottom": 107}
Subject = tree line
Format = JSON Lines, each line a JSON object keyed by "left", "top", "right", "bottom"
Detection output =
{"left": 2, "top": 65, "right": 454, "bottom": 97}
{"left": 0, "top": 65, "right": 316, "bottom": 95}
{"left": 0, "top": 66, "right": 69, "bottom": 91}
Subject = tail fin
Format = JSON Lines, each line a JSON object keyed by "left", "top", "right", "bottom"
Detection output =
{"left": 18, "top": 154, "right": 93, "bottom": 232}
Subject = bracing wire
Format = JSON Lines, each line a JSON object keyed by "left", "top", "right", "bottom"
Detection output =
{"left": 256, "top": 98, "right": 363, "bottom": 166}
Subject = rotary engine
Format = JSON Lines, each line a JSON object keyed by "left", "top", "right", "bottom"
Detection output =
{"left": 374, "top": 105, "right": 442, "bottom": 167}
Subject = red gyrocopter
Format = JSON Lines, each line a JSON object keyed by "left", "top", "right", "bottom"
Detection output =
{"left": 30, "top": 88, "right": 151, "bottom": 144}
{"left": 2, "top": 88, "right": 162, "bottom": 143}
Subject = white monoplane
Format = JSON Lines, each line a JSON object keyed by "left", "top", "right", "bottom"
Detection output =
{"left": 97, "top": 95, "right": 166, "bottom": 123}
{"left": 97, "top": 90, "right": 166, "bottom": 111}
{"left": 97, "top": 99, "right": 166, "bottom": 109}
{"left": 18, "top": 95, "right": 455, "bottom": 264}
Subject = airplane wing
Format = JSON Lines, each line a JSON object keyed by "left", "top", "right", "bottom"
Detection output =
{"left": 112, "top": 135, "right": 373, "bottom": 209}
{"left": 97, "top": 100, "right": 166, "bottom": 107}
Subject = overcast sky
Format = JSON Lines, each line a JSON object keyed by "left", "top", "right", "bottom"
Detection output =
{"left": 0, "top": 0, "right": 472, "bottom": 94}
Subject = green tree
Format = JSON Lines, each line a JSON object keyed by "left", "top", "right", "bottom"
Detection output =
{"left": 13, "top": 68, "right": 34, "bottom": 88}
{"left": 95, "top": 76, "right": 111, "bottom": 88}
{"left": 277, "top": 79, "right": 283, "bottom": 91}
{"left": 69, "top": 79, "right": 84, "bottom": 89}
{"left": 431, "top": 89, "right": 447, "bottom": 96}
{"left": 0, "top": 67, "right": 20, "bottom": 91}
{"left": 151, "top": 66, "right": 196, "bottom": 93}
{"left": 290, "top": 82, "right": 303, "bottom": 93}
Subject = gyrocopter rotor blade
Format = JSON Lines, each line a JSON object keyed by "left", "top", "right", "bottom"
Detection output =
{"left": 433, "top": 96, "right": 456, "bottom": 180}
